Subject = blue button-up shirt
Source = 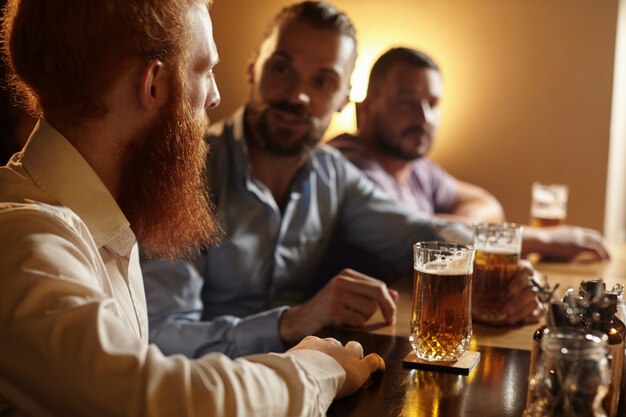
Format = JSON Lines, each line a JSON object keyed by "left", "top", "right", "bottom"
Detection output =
{"left": 142, "top": 107, "right": 471, "bottom": 358}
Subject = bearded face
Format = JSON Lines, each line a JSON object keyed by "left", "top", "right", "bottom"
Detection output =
{"left": 372, "top": 110, "right": 432, "bottom": 161}
{"left": 245, "top": 99, "right": 324, "bottom": 156}
{"left": 117, "top": 71, "right": 221, "bottom": 260}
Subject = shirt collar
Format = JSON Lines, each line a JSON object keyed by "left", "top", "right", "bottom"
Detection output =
{"left": 21, "top": 120, "right": 135, "bottom": 255}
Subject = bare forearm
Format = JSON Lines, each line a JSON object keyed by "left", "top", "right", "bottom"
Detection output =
{"left": 438, "top": 180, "right": 505, "bottom": 225}
{"left": 435, "top": 199, "right": 505, "bottom": 225}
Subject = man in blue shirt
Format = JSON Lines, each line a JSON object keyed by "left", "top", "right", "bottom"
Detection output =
{"left": 142, "top": 1, "right": 540, "bottom": 359}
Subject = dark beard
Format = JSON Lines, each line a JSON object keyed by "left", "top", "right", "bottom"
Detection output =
{"left": 117, "top": 76, "right": 222, "bottom": 260}
{"left": 246, "top": 101, "right": 320, "bottom": 156}
{"left": 372, "top": 113, "right": 426, "bottom": 161}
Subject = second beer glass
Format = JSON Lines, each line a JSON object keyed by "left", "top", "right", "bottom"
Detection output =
{"left": 530, "top": 182, "right": 568, "bottom": 227}
{"left": 411, "top": 242, "right": 475, "bottom": 363}
{"left": 472, "top": 223, "right": 523, "bottom": 322}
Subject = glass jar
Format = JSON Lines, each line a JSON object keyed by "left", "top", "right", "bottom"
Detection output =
{"left": 588, "top": 294, "right": 624, "bottom": 417}
{"left": 607, "top": 284, "right": 626, "bottom": 338}
{"left": 524, "top": 329, "right": 610, "bottom": 417}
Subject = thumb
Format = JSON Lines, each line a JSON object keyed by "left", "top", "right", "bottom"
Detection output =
{"left": 388, "top": 288, "right": 399, "bottom": 301}
{"left": 362, "top": 353, "right": 385, "bottom": 373}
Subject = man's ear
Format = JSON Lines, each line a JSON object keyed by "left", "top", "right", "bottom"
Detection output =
{"left": 337, "top": 95, "right": 350, "bottom": 113}
{"left": 138, "top": 60, "right": 166, "bottom": 110}
{"left": 337, "top": 85, "right": 351, "bottom": 113}
{"left": 246, "top": 52, "right": 258, "bottom": 85}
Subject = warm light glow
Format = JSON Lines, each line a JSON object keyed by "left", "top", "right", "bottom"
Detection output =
{"left": 350, "top": 50, "right": 381, "bottom": 102}
{"left": 324, "top": 45, "right": 391, "bottom": 140}
{"left": 324, "top": 102, "right": 356, "bottom": 141}
{"left": 605, "top": 0, "right": 626, "bottom": 241}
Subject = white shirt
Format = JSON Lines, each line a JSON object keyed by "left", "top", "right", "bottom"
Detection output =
{"left": 0, "top": 120, "right": 345, "bottom": 417}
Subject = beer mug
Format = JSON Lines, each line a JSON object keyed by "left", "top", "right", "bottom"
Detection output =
{"left": 530, "top": 182, "right": 568, "bottom": 227}
{"left": 410, "top": 242, "right": 475, "bottom": 362}
{"left": 472, "top": 223, "right": 522, "bottom": 322}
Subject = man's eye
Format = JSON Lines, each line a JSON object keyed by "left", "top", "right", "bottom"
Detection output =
{"left": 312, "top": 76, "right": 337, "bottom": 92}
{"left": 271, "top": 61, "right": 290, "bottom": 75}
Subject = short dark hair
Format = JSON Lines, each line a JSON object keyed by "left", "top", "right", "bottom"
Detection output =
{"left": 263, "top": 1, "right": 357, "bottom": 62}
{"left": 366, "top": 47, "right": 439, "bottom": 98}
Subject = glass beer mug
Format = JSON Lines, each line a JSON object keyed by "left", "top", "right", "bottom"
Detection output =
{"left": 472, "top": 223, "right": 523, "bottom": 323}
{"left": 530, "top": 182, "right": 569, "bottom": 227}
{"left": 410, "top": 242, "right": 475, "bottom": 363}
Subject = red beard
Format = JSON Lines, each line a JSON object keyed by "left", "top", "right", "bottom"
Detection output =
{"left": 117, "top": 76, "right": 221, "bottom": 260}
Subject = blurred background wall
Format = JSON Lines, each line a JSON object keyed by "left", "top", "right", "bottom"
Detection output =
{"left": 209, "top": 0, "right": 620, "bottom": 233}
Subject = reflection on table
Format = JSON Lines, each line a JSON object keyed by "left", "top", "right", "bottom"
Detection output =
{"left": 321, "top": 330, "right": 530, "bottom": 417}
{"left": 322, "top": 241, "right": 626, "bottom": 417}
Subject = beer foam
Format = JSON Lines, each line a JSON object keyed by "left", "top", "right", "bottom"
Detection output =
{"left": 531, "top": 207, "right": 566, "bottom": 218}
{"left": 415, "top": 259, "right": 471, "bottom": 275}
{"left": 474, "top": 245, "right": 519, "bottom": 255}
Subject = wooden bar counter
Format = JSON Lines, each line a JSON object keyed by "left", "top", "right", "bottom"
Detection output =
{"left": 322, "top": 242, "right": 626, "bottom": 417}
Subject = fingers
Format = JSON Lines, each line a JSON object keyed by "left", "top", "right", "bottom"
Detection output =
{"left": 524, "top": 225, "right": 610, "bottom": 262}
{"left": 334, "top": 270, "right": 397, "bottom": 325}
{"left": 504, "top": 292, "right": 542, "bottom": 324}
{"left": 362, "top": 352, "right": 385, "bottom": 372}
{"left": 508, "top": 271, "right": 530, "bottom": 294}
{"left": 497, "top": 260, "right": 543, "bottom": 324}
{"left": 584, "top": 232, "right": 610, "bottom": 261}
{"left": 344, "top": 340, "right": 364, "bottom": 359}
{"left": 507, "top": 260, "right": 535, "bottom": 293}
{"left": 323, "top": 337, "right": 342, "bottom": 347}
{"left": 281, "top": 270, "right": 398, "bottom": 341}
{"left": 344, "top": 341, "right": 384, "bottom": 372}
{"left": 336, "top": 345, "right": 385, "bottom": 398}
{"left": 334, "top": 292, "right": 378, "bottom": 323}
{"left": 290, "top": 336, "right": 385, "bottom": 399}
{"left": 572, "top": 227, "right": 610, "bottom": 261}
{"left": 522, "top": 306, "right": 544, "bottom": 324}
{"left": 334, "top": 304, "right": 372, "bottom": 328}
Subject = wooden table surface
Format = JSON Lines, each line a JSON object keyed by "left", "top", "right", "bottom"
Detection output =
{"left": 323, "top": 241, "right": 626, "bottom": 416}
{"left": 322, "top": 329, "right": 531, "bottom": 417}
{"left": 367, "top": 241, "right": 626, "bottom": 351}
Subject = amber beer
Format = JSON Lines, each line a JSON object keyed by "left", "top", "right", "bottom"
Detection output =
{"left": 411, "top": 266, "right": 472, "bottom": 362}
{"left": 529, "top": 216, "right": 565, "bottom": 228}
{"left": 472, "top": 223, "right": 523, "bottom": 322}
{"left": 472, "top": 249, "right": 519, "bottom": 321}
{"left": 411, "top": 242, "right": 474, "bottom": 363}
{"left": 530, "top": 182, "right": 568, "bottom": 227}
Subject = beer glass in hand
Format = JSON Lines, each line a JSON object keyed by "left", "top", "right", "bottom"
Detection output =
{"left": 472, "top": 223, "right": 523, "bottom": 323}
{"left": 410, "top": 242, "right": 475, "bottom": 363}
{"left": 530, "top": 182, "right": 568, "bottom": 227}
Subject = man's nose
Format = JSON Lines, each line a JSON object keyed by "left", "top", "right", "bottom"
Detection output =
{"left": 417, "top": 100, "right": 434, "bottom": 124}
{"left": 287, "top": 77, "right": 311, "bottom": 106}
{"left": 205, "top": 76, "right": 221, "bottom": 110}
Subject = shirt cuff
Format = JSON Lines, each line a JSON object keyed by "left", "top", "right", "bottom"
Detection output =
{"left": 234, "top": 306, "right": 289, "bottom": 355}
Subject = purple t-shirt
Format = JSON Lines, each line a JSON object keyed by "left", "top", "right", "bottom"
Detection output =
{"left": 328, "top": 134, "right": 457, "bottom": 216}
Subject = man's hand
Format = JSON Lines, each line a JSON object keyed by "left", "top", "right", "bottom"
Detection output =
{"left": 474, "top": 259, "right": 543, "bottom": 326}
{"left": 288, "top": 336, "right": 385, "bottom": 398}
{"left": 502, "top": 259, "right": 544, "bottom": 324}
{"left": 522, "top": 225, "right": 610, "bottom": 262}
{"left": 280, "top": 269, "right": 398, "bottom": 344}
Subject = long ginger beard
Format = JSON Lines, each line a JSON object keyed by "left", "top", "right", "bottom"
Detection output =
{"left": 117, "top": 75, "right": 221, "bottom": 260}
